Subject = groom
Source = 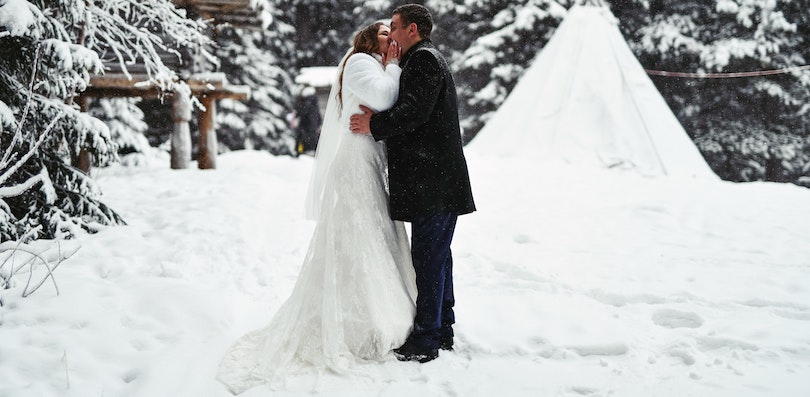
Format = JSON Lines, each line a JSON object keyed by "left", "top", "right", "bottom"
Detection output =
{"left": 350, "top": 4, "right": 476, "bottom": 363}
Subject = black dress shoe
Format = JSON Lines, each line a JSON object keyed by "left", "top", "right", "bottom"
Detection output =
{"left": 439, "top": 335, "right": 454, "bottom": 351}
{"left": 394, "top": 340, "right": 439, "bottom": 363}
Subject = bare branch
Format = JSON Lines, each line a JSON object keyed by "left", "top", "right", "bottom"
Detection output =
{"left": 0, "top": 239, "right": 80, "bottom": 298}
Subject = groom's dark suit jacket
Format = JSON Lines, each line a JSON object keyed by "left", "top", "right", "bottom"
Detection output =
{"left": 370, "top": 40, "right": 476, "bottom": 221}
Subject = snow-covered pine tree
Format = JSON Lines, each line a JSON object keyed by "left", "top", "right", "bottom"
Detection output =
{"left": 429, "top": 0, "right": 569, "bottom": 142}
{"left": 290, "top": 0, "right": 398, "bottom": 69}
{"left": 1, "top": 0, "right": 120, "bottom": 241}
{"left": 89, "top": 98, "right": 151, "bottom": 165}
{"left": 288, "top": 0, "right": 353, "bottom": 68}
{"left": 212, "top": 1, "right": 298, "bottom": 154}
{"left": 0, "top": 0, "right": 210, "bottom": 241}
{"left": 624, "top": 0, "right": 810, "bottom": 183}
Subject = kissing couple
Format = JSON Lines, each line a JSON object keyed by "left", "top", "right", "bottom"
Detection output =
{"left": 217, "top": 4, "right": 475, "bottom": 394}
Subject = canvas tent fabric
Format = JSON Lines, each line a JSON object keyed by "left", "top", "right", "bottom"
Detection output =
{"left": 470, "top": 4, "right": 717, "bottom": 179}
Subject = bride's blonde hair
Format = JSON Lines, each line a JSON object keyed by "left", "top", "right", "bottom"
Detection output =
{"left": 338, "top": 22, "right": 386, "bottom": 109}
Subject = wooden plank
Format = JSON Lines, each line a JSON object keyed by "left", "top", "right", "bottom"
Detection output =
{"left": 82, "top": 86, "right": 249, "bottom": 100}
{"left": 194, "top": 4, "right": 253, "bottom": 13}
{"left": 86, "top": 73, "right": 151, "bottom": 88}
{"left": 201, "top": 13, "right": 263, "bottom": 26}
{"left": 81, "top": 86, "right": 164, "bottom": 99}
{"left": 84, "top": 73, "right": 250, "bottom": 100}
{"left": 174, "top": 0, "right": 251, "bottom": 7}
{"left": 187, "top": 72, "right": 227, "bottom": 89}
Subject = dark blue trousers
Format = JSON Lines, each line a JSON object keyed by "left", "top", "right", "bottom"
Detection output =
{"left": 408, "top": 212, "right": 457, "bottom": 350}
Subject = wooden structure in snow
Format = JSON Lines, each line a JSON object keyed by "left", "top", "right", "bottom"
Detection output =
{"left": 78, "top": 0, "right": 258, "bottom": 171}
{"left": 82, "top": 73, "right": 249, "bottom": 170}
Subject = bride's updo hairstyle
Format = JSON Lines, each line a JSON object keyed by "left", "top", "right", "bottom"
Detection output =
{"left": 338, "top": 22, "right": 386, "bottom": 109}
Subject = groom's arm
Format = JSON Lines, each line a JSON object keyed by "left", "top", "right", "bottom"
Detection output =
{"left": 369, "top": 50, "right": 443, "bottom": 141}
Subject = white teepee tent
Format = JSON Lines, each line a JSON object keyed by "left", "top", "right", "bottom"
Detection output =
{"left": 470, "top": 1, "right": 717, "bottom": 179}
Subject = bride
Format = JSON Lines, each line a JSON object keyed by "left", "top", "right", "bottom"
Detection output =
{"left": 216, "top": 22, "right": 416, "bottom": 394}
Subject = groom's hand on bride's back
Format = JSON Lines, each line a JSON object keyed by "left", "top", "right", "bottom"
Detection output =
{"left": 349, "top": 105, "right": 374, "bottom": 135}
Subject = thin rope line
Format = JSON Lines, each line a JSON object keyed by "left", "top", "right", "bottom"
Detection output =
{"left": 645, "top": 65, "right": 810, "bottom": 78}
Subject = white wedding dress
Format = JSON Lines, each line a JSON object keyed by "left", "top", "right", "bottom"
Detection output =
{"left": 217, "top": 52, "right": 416, "bottom": 395}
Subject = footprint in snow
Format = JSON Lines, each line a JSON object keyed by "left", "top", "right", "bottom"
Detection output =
{"left": 513, "top": 234, "right": 533, "bottom": 244}
{"left": 651, "top": 309, "right": 704, "bottom": 329}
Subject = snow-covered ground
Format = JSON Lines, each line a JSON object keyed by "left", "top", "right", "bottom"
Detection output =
{"left": 2, "top": 149, "right": 810, "bottom": 397}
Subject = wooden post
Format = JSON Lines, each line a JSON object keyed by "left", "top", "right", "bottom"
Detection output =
{"left": 76, "top": 149, "right": 92, "bottom": 174}
{"left": 197, "top": 95, "right": 217, "bottom": 169}
{"left": 171, "top": 84, "right": 192, "bottom": 169}
{"left": 74, "top": 96, "right": 92, "bottom": 174}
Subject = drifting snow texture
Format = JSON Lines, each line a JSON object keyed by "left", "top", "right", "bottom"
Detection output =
{"left": 1, "top": 150, "right": 809, "bottom": 396}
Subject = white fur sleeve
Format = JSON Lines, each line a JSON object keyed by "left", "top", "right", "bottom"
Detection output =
{"left": 342, "top": 53, "right": 401, "bottom": 112}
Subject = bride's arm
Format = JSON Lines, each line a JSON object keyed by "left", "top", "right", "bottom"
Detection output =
{"left": 343, "top": 53, "right": 401, "bottom": 112}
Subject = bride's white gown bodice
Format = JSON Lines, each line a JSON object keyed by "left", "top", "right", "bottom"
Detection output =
{"left": 217, "top": 53, "right": 416, "bottom": 394}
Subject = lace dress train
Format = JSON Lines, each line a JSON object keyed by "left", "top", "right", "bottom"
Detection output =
{"left": 217, "top": 133, "right": 416, "bottom": 394}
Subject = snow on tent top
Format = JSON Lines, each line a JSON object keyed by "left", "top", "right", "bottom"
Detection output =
{"left": 470, "top": 4, "right": 717, "bottom": 179}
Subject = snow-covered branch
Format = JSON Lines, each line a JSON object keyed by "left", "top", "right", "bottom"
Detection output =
{"left": 84, "top": 0, "right": 215, "bottom": 89}
{"left": 0, "top": 44, "right": 64, "bottom": 196}
{"left": 0, "top": 167, "right": 55, "bottom": 204}
{"left": 0, "top": 108, "right": 65, "bottom": 188}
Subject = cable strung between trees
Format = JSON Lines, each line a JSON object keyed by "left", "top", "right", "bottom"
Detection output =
{"left": 645, "top": 65, "right": 810, "bottom": 78}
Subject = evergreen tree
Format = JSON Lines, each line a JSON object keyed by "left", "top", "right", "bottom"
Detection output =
{"left": 289, "top": 0, "right": 399, "bottom": 69}
{"left": 0, "top": 0, "right": 210, "bottom": 241}
{"left": 291, "top": 0, "right": 352, "bottom": 67}
{"left": 1, "top": 0, "right": 120, "bottom": 241}
{"left": 621, "top": 0, "right": 810, "bottom": 182}
{"left": 212, "top": 1, "right": 299, "bottom": 154}
{"left": 89, "top": 98, "right": 151, "bottom": 165}
{"left": 427, "top": 0, "right": 809, "bottom": 184}
{"left": 429, "top": 0, "right": 570, "bottom": 142}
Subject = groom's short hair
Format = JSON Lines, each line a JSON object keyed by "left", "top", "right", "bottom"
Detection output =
{"left": 393, "top": 4, "right": 433, "bottom": 40}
